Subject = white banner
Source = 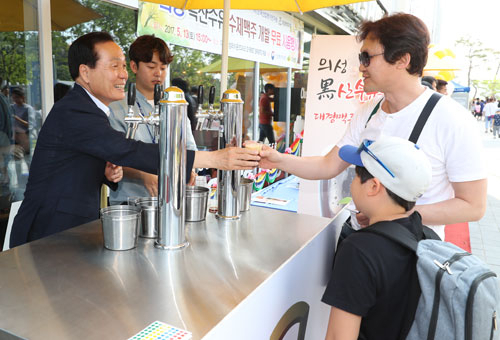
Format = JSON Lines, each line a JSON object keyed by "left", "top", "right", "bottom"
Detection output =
{"left": 298, "top": 35, "right": 380, "bottom": 217}
{"left": 138, "top": 2, "right": 304, "bottom": 69}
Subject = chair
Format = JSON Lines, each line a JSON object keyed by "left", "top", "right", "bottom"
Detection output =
{"left": 2, "top": 201, "right": 22, "bottom": 251}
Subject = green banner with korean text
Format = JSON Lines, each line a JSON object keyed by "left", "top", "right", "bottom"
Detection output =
{"left": 138, "top": 1, "right": 304, "bottom": 69}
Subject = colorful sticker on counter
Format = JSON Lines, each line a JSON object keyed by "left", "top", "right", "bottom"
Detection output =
{"left": 129, "top": 321, "right": 192, "bottom": 340}
{"left": 253, "top": 196, "right": 290, "bottom": 206}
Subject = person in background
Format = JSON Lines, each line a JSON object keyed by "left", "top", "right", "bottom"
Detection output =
{"left": 484, "top": 97, "right": 497, "bottom": 133}
{"left": 258, "top": 13, "right": 486, "bottom": 240}
{"left": 480, "top": 98, "right": 486, "bottom": 118}
{"left": 1, "top": 86, "right": 8, "bottom": 98}
{"left": 171, "top": 77, "right": 198, "bottom": 132}
{"left": 109, "top": 36, "right": 199, "bottom": 205}
{"left": 492, "top": 104, "right": 500, "bottom": 139}
{"left": 10, "top": 87, "right": 34, "bottom": 154}
{"left": 258, "top": 83, "right": 275, "bottom": 144}
{"left": 436, "top": 79, "right": 448, "bottom": 95}
{"left": 323, "top": 136, "right": 432, "bottom": 340}
{"left": 421, "top": 75, "right": 436, "bottom": 90}
{"left": 474, "top": 99, "right": 482, "bottom": 120}
{"left": 190, "top": 85, "right": 199, "bottom": 107}
{"left": 0, "top": 88, "right": 14, "bottom": 201}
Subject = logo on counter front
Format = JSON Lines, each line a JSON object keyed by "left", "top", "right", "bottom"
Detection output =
{"left": 270, "top": 301, "right": 310, "bottom": 340}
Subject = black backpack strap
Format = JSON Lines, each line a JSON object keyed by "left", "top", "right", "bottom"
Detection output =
{"left": 360, "top": 220, "right": 419, "bottom": 252}
{"left": 365, "top": 98, "right": 384, "bottom": 128}
{"left": 408, "top": 93, "right": 442, "bottom": 144}
{"left": 422, "top": 225, "right": 440, "bottom": 240}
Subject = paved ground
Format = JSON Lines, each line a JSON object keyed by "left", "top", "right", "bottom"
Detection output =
{"left": 469, "top": 119, "right": 500, "bottom": 276}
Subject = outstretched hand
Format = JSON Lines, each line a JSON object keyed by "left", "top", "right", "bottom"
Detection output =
{"left": 255, "top": 143, "right": 282, "bottom": 170}
{"left": 105, "top": 162, "right": 123, "bottom": 183}
{"left": 213, "top": 147, "right": 260, "bottom": 170}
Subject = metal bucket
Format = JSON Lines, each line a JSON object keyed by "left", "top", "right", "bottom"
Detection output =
{"left": 127, "top": 196, "right": 141, "bottom": 206}
{"left": 100, "top": 205, "right": 141, "bottom": 251}
{"left": 185, "top": 186, "right": 209, "bottom": 222}
{"left": 239, "top": 178, "right": 254, "bottom": 212}
{"left": 136, "top": 197, "right": 158, "bottom": 238}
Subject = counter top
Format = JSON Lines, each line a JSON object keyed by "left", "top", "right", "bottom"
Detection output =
{"left": 0, "top": 206, "right": 333, "bottom": 339}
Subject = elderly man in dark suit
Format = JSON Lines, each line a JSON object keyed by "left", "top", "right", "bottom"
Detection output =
{"left": 9, "top": 32, "right": 259, "bottom": 248}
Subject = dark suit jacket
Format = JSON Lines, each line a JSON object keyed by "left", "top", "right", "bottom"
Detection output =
{"left": 10, "top": 84, "right": 194, "bottom": 247}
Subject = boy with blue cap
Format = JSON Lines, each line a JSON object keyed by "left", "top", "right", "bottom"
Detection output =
{"left": 322, "top": 135, "right": 432, "bottom": 340}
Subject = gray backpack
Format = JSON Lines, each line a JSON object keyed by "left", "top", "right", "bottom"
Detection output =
{"left": 364, "top": 221, "right": 500, "bottom": 340}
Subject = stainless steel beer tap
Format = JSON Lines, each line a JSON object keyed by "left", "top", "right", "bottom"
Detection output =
{"left": 194, "top": 85, "right": 204, "bottom": 130}
{"left": 155, "top": 87, "right": 189, "bottom": 250}
{"left": 152, "top": 84, "right": 163, "bottom": 138}
{"left": 125, "top": 83, "right": 140, "bottom": 139}
{"left": 193, "top": 87, "right": 245, "bottom": 218}
{"left": 216, "top": 89, "right": 244, "bottom": 220}
{"left": 125, "top": 83, "right": 162, "bottom": 139}
{"left": 122, "top": 83, "right": 189, "bottom": 250}
{"left": 196, "top": 86, "right": 222, "bottom": 130}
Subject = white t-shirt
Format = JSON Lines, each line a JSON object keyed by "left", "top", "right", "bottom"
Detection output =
{"left": 338, "top": 88, "right": 486, "bottom": 239}
{"left": 484, "top": 102, "right": 498, "bottom": 118}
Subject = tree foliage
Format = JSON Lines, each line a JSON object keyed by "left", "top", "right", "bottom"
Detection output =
{"left": 54, "top": 0, "right": 138, "bottom": 81}
{"left": 472, "top": 79, "right": 500, "bottom": 99}
{"left": 169, "top": 45, "right": 220, "bottom": 103}
{"left": 455, "top": 37, "right": 488, "bottom": 90}
{"left": 0, "top": 32, "right": 38, "bottom": 85}
{"left": 0, "top": 0, "right": 230, "bottom": 102}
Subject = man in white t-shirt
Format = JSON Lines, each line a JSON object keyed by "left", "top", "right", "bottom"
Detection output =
{"left": 258, "top": 13, "right": 487, "bottom": 240}
{"left": 484, "top": 97, "right": 498, "bottom": 133}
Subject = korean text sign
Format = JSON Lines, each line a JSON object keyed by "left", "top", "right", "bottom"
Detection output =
{"left": 298, "top": 35, "right": 379, "bottom": 217}
{"left": 137, "top": 2, "right": 304, "bottom": 69}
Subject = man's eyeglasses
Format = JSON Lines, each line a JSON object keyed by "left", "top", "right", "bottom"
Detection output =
{"left": 358, "top": 51, "right": 384, "bottom": 67}
{"left": 357, "top": 140, "right": 395, "bottom": 178}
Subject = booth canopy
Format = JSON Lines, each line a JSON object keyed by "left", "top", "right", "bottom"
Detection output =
{"left": 146, "top": 0, "right": 371, "bottom": 12}
{"left": 451, "top": 81, "right": 470, "bottom": 93}
{"left": 2, "top": 0, "right": 102, "bottom": 32}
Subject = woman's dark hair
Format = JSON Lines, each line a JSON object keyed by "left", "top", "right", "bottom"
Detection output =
{"left": 129, "top": 35, "right": 173, "bottom": 66}
{"left": 68, "top": 32, "right": 114, "bottom": 81}
{"left": 355, "top": 166, "right": 415, "bottom": 212}
{"left": 357, "top": 13, "right": 430, "bottom": 76}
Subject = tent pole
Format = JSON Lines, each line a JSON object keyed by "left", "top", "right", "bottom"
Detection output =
{"left": 220, "top": 0, "right": 230, "bottom": 95}
{"left": 253, "top": 62, "right": 260, "bottom": 141}
{"left": 38, "top": 0, "right": 54, "bottom": 122}
{"left": 286, "top": 67, "right": 292, "bottom": 149}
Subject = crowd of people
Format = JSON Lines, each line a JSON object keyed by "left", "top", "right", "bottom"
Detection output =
{"left": 473, "top": 97, "right": 500, "bottom": 137}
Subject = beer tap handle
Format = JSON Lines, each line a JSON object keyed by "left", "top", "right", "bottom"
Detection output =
{"left": 154, "top": 84, "right": 163, "bottom": 106}
{"left": 208, "top": 86, "right": 215, "bottom": 109}
{"left": 127, "top": 83, "right": 136, "bottom": 107}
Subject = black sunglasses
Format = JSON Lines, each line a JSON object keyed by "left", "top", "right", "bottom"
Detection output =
{"left": 358, "top": 51, "right": 384, "bottom": 67}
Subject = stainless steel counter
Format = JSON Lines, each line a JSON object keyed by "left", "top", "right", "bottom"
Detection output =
{"left": 0, "top": 206, "right": 336, "bottom": 340}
